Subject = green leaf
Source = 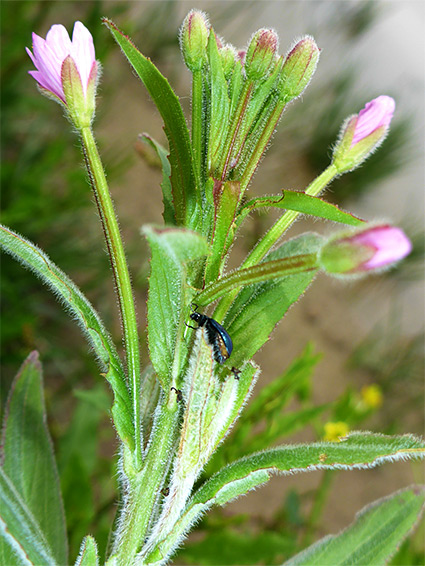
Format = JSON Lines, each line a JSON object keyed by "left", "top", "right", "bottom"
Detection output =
{"left": 0, "top": 467, "right": 58, "bottom": 565}
{"left": 204, "top": 180, "right": 241, "bottom": 284}
{"left": 288, "top": 485, "right": 425, "bottom": 565}
{"left": 0, "top": 225, "right": 133, "bottom": 447}
{"left": 0, "top": 352, "right": 67, "bottom": 565}
{"left": 143, "top": 432, "right": 425, "bottom": 564}
{"left": 74, "top": 536, "right": 99, "bottom": 566}
{"left": 140, "top": 134, "right": 175, "bottom": 225}
{"left": 198, "top": 250, "right": 318, "bottom": 305}
{"left": 104, "top": 19, "right": 198, "bottom": 226}
{"left": 143, "top": 225, "right": 209, "bottom": 387}
{"left": 238, "top": 190, "right": 365, "bottom": 227}
{"left": 223, "top": 233, "right": 323, "bottom": 368}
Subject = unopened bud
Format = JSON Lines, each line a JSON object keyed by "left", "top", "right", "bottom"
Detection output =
{"left": 180, "top": 10, "right": 209, "bottom": 71}
{"left": 219, "top": 44, "right": 237, "bottom": 79}
{"left": 332, "top": 96, "right": 395, "bottom": 173}
{"left": 279, "top": 36, "right": 319, "bottom": 102}
{"left": 318, "top": 224, "right": 412, "bottom": 275}
{"left": 245, "top": 29, "right": 279, "bottom": 81}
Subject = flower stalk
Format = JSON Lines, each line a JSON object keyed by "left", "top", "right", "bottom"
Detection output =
{"left": 80, "top": 126, "right": 142, "bottom": 466}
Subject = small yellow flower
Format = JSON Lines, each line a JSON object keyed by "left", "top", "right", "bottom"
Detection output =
{"left": 361, "top": 384, "right": 383, "bottom": 409}
{"left": 323, "top": 421, "right": 349, "bottom": 442}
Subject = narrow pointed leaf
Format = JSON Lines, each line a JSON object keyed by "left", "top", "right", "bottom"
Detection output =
{"left": 288, "top": 485, "right": 425, "bottom": 565}
{"left": 0, "top": 224, "right": 133, "bottom": 447}
{"left": 222, "top": 233, "right": 324, "bottom": 367}
{"left": 144, "top": 432, "right": 425, "bottom": 564}
{"left": 204, "top": 181, "right": 241, "bottom": 284}
{"left": 238, "top": 190, "right": 364, "bottom": 227}
{"left": 104, "top": 19, "right": 198, "bottom": 226}
{"left": 140, "top": 134, "right": 175, "bottom": 225}
{"left": 143, "top": 225, "right": 209, "bottom": 387}
{"left": 74, "top": 536, "right": 99, "bottom": 566}
{"left": 0, "top": 352, "right": 67, "bottom": 565}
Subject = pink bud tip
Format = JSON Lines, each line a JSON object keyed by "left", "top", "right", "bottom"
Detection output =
{"left": 351, "top": 95, "right": 395, "bottom": 147}
{"left": 26, "top": 21, "right": 96, "bottom": 103}
{"left": 349, "top": 224, "right": 412, "bottom": 270}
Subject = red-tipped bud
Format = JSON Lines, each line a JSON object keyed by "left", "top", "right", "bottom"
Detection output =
{"left": 180, "top": 10, "right": 209, "bottom": 71}
{"left": 279, "top": 36, "right": 319, "bottom": 102}
{"left": 245, "top": 29, "right": 279, "bottom": 81}
{"left": 332, "top": 96, "right": 396, "bottom": 173}
{"left": 319, "top": 224, "right": 412, "bottom": 275}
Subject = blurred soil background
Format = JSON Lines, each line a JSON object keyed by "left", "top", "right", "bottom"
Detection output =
{"left": 1, "top": 1, "right": 424, "bottom": 564}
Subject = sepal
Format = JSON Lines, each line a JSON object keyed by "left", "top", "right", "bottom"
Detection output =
{"left": 279, "top": 36, "right": 319, "bottom": 102}
{"left": 61, "top": 55, "right": 96, "bottom": 129}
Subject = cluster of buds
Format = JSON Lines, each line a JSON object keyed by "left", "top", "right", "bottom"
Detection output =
{"left": 180, "top": 10, "right": 319, "bottom": 191}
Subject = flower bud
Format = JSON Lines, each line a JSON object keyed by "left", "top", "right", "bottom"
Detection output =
{"left": 245, "top": 29, "right": 279, "bottom": 81}
{"left": 332, "top": 96, "right": 395, "bottom": 173}
{"left": 180, "top": 10, "right": 209, "bottom": 71}
{"left": 27, "top": 21, "right": 98, "bottom": 128}
{"left": 318, "top": 224, "right": 412, "bottom": 275}
{"left": 279, "top": 36, "right": 319, "bottom": 102}
{"left": 219, "top": 44, "right": 237, "bottom": 79}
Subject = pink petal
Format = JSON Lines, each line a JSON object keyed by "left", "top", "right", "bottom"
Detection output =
{"left": 27, "top": 21, "right": 96, "bottom": 101}
{"left": 45, "top": 24, "right": 72, "bottom": 60}
{"left": 353, "top": 225, "right": 412, "bottom": 269}
{"left": 351, "top": 96, "right": 395, "bottom": 146}
{"left": 71, "top": 21, "right": 96, "bottom": 94}
{"left": 31, "top": 32, "right": 64, "bottom": 97}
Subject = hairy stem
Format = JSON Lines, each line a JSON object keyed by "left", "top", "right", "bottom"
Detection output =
{"left": 214, "top": 164, "right": 337, "bottom": 322}
{"left": 80, "top": 126, "right": 142, "bottom": 466}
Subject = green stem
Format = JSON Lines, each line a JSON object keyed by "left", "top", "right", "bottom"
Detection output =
{"left": 214, "top": 164, "right": 337, "bottom": 322}
{"left": 191, "top": 69, "right": 203, "bottom": 188}
{"left": 198, "top": 253, "right": 318, "bottom": 305}
{"left": 240, "top": 100, "right": 286, "bottom": 193}
{"left": 218, "top": 82, "right": 253, "bottom": 180}
{"left": 113, "top": 393, "right": 180, "bottom": 566}
{"left": 80, "top": 126, "right": 142, "bottom": 468}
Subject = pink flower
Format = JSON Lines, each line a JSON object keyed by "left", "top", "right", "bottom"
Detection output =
{"left": 26, "top": 21, "right": 96, "bottom": 104}
{"left": 319, "top": 224, "right": 412, "bottom": 275}
{"left": 346, "top": 224, "right": 412, "bottom": 270}
{"left": 351, "top": 95, "right": 395, "bottom": 147}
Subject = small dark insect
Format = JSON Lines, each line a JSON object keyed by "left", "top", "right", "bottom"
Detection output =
{"left": 171, "top": 387, "right": 183, "bottom": 402}
{"left": 188, "top": 304, "right": 233, "bottom": 364}
{"left": 231, "top": 366, "right": 241, "bottom": 380}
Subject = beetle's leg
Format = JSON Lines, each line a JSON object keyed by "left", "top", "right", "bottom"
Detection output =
{"left": 231, "top": 367, "right": 241, "bottom": 380}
